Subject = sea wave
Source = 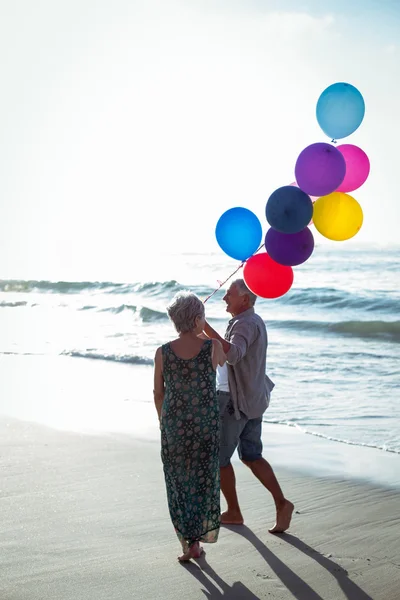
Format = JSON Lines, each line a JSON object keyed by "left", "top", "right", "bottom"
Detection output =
{"left": 1, "top": 277, "right": 398, "bottom": 315}
{"left": 99, "top": 304, "right": 138, "bottom": 314}
{"left": 0, "top": 278, "right": 214, "bottom": 298}
{"left": 97, "top": 304, "right": 167, "bottom": 320}
{"left": 133, "top": 280, "right": 181, "bottom": 294}
{"left": 0, "top": 279, "right": 126, "bottom": 294}
{"left": 330, "top": 320, "right": 400, "bottom": 341}
{"left": 270, "top": 319, "right": 400, "bottom": 343}
{"left": 76, "top": 302, "right": 169, "bottom": 321}
{"left": 263, "top": 418, "right": 400, "bottom": 455}
{"left": 62, "top": 351, "right": 153, "bottom": 365}
{"left": 0, "top": 278, "right": 190, "bottom": 296}
{"left": 139, "top": 307, "right": 168, "bottom": 322}
{"left": 279, "top": 287, "right": 399, "bottom": 313}
{"left": 0, "top": 300, "right": 28, "bottom": 308}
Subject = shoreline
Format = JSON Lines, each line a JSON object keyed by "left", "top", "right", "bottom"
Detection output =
{"left": 1, "top": 352, "right": 400, "bottom": 490}
{"left": 1, "top": 415, "right": 399, "bottom": 599}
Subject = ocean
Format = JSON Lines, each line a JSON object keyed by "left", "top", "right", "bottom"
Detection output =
{"left": 1, "top": 244, "right": 399, "bottom": 483}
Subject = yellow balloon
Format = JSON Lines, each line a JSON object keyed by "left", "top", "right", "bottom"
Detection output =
{"left": 313, "top": 192, "right": 363, "bottom": 241}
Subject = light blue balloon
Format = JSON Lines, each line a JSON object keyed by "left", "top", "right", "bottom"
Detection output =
{"left": 316, "top": 82, "right": 365, "bottom": 140}
{"left": 216, "top": 207, "right": 262, "bottom": 261}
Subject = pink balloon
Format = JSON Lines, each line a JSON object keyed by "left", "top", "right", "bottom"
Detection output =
{"left": 336, "top": 145, "right": 370, "bottom": 193}
{"left": 289, "top": 182, "right": 316, "bottom": 225}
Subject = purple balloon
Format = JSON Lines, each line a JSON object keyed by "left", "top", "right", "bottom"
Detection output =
{"left": 295, "top": 142, "right": 346, "bottom": 197}
{"left": 265, "top": 227, "right": 315, "bottom": 266}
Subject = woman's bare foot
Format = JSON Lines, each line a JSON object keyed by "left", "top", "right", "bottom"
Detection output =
{"left": 221, "top": 510, "right": 244, "bottom": 525}
{"left": 191, "top": 542, "right": 203, "bottom": 559}
{"left": 178, "top": 541, "right": 203, "bottom": 562}
{"left": 268, "top": 500, "right": 294, "bottom": 534}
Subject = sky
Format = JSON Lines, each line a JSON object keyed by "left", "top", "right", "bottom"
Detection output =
{"left": 0, "top": 0, "right": 399, "bottom": 280}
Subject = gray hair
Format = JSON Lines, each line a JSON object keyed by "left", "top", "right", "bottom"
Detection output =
{"left": 166, "top": 291, "right": 205, "bottom": 334}
{"left": 231, "top": 278, "right": 257, "bottom": 306}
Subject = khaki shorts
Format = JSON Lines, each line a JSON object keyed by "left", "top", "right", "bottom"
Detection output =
{"left": 217, "top": 391, "right": 263, "bottom": 468}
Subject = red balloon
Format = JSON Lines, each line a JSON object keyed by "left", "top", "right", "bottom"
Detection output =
{"left": 243, "top": 253, "right": 294, "bottom": 299}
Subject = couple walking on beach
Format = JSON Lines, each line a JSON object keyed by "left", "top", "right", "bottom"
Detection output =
{"left": 153, "top": 279, "right": 294, "bottom": 561}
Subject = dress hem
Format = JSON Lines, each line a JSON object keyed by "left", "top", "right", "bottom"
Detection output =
{"left": 174, "top": 524, "right": 220, "bottom": 546}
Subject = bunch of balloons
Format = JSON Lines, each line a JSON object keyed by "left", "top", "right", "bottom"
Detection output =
{"left": 215, "top": 82, "right": 370, "bottom": 299}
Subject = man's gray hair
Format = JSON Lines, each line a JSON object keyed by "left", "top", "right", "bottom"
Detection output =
{"left": 166, "top": 291, "right": 205, "bottom": 334}
{"left": 232, "top": 278, "right": 257, "bottom": 306}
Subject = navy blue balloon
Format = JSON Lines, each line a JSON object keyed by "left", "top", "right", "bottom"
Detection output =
{"left": 265, "top": 186, "right": 313, "bottom": 234}
{"left": 265, "top": 227, "right": 314, "bottom": 266}
{"left": 316, "top": 82, "right": 365, "bottom": 140}
{"left": 216, "top": 207, "right": 262, "bottom": 261}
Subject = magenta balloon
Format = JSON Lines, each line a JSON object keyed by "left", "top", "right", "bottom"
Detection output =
{"left": 295, "top": 142, "right": 346, "bottom": 197}
{"left": 265, "top": 227, "right": 314, "bottom": 266}
{"left": 336, "top": 144, "right": 370, "bottom": 193}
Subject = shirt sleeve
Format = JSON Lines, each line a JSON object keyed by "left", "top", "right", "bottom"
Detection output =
{"left": 226, "top": 320, "right": 258, "bottom": 365}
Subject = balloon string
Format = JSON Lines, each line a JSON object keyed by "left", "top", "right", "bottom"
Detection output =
{"left": 203, "top": 243, "right": 264, "bottom": 304}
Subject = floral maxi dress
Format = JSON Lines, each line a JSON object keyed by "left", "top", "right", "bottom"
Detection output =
{"left": 161, "top": 340, "right": 220, "bottom": 548}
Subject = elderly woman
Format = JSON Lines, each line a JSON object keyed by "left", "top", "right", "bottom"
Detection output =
{"left": 153, "top": 291, "right": 225, "bottom": 561}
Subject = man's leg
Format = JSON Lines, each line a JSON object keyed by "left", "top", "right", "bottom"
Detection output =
{"left": 220, "top": 463, "right": 243, "bottom": 524}
{"left": 239, "top": 418, "right": 294, "bottom": 533}
{"left": 243, "top": 457, "right": 285, "bottom": 507}
{"left": 218, "top": 393, "right": 246, "bottom": 524}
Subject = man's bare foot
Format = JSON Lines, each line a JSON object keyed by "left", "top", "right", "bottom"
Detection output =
{"left": 268, "top": 500, "right": 294, "bottom": 534}
{"left": 178, "top": 541, "right": 203, "bottom": 562}
{"left": 221, "top": 510, "right": 244, "bottom": 525}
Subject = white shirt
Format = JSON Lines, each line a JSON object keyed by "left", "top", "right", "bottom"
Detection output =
{"left": 216, "top": 363, "right": 229, "bottom": 392}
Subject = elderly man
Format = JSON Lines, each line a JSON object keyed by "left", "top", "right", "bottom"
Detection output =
{"left": 203, "top": 278, "right": 294, "bottom": 533}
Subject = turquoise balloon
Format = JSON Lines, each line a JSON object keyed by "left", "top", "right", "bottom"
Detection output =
{"left": 316, "top": 82, "right": 365, "bottom": 140}
{"left": 216, "top": 207, "right": 262, "bottom": 261}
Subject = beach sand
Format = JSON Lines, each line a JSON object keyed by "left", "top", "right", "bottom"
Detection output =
{"left": 1, "top": 417, "right": 399, "bottom": 600}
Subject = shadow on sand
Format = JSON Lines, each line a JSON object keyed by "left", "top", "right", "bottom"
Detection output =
{"left": 182, "top": 525, "right": 374, "bottom": 599}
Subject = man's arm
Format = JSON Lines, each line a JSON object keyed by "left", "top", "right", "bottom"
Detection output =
{"left": 203, "top": 321, "right": 232, "bottom": 354}
{"left": 205, "top": 319, "right": 258, "bottom": 365}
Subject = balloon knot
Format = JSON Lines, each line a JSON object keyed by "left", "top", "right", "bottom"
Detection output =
{"left": 331, "top": 138, "right": 337, "bottom": 144}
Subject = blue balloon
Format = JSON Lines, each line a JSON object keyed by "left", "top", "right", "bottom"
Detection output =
{"left": 216, "top": 207, "right": 262, "bottom": 261}
{"left": 316, "top": 82, "right": 365, "bottom": 140}
{"left": 265, "top": 186, "right": 313, "bottom": 234}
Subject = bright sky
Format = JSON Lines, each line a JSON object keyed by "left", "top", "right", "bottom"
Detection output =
{"left": 0, "top": 0, "right": 399, "bottom": 280}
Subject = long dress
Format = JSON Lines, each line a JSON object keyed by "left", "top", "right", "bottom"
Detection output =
{"left": 160, "top": 339, "right": 220, "bottom": 549}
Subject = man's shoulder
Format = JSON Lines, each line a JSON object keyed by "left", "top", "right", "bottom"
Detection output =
{"left": 229, "top": 310, "right": 266, "bottom": 336}
{"left": 247, "top": 310, "right": 266, "bottom": 330}
{"left": 230, "top": 309, "right": 265, "bottom": 324}
{"left": 252, "top": 310, "right": 265, "bottom": 322}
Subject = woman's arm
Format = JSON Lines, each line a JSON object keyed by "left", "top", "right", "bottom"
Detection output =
{"left": 153, "top": 347, "right": 165, "bottom": 421}
{"left": 211, "top": 338, "right": 226, "bottom": 370}
{"left": 204, "top": 321, "right": 231, "bottom": 354}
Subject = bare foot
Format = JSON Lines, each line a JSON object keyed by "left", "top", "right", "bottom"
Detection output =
{"left": 268, "top": 500, "right": 294, "bottom": 534}
{"left": 178, "top": 542, "right": 203, "bottom": 562}
{"left": 221, "top": 510, "right": 244, "bottom": 525}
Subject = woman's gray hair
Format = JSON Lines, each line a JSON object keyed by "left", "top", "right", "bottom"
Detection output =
{"left": 166, "top": 291, "right": 205, "bottom": 334}
{"left": 232, "top": 278, "right": 257, "bottom": 306}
